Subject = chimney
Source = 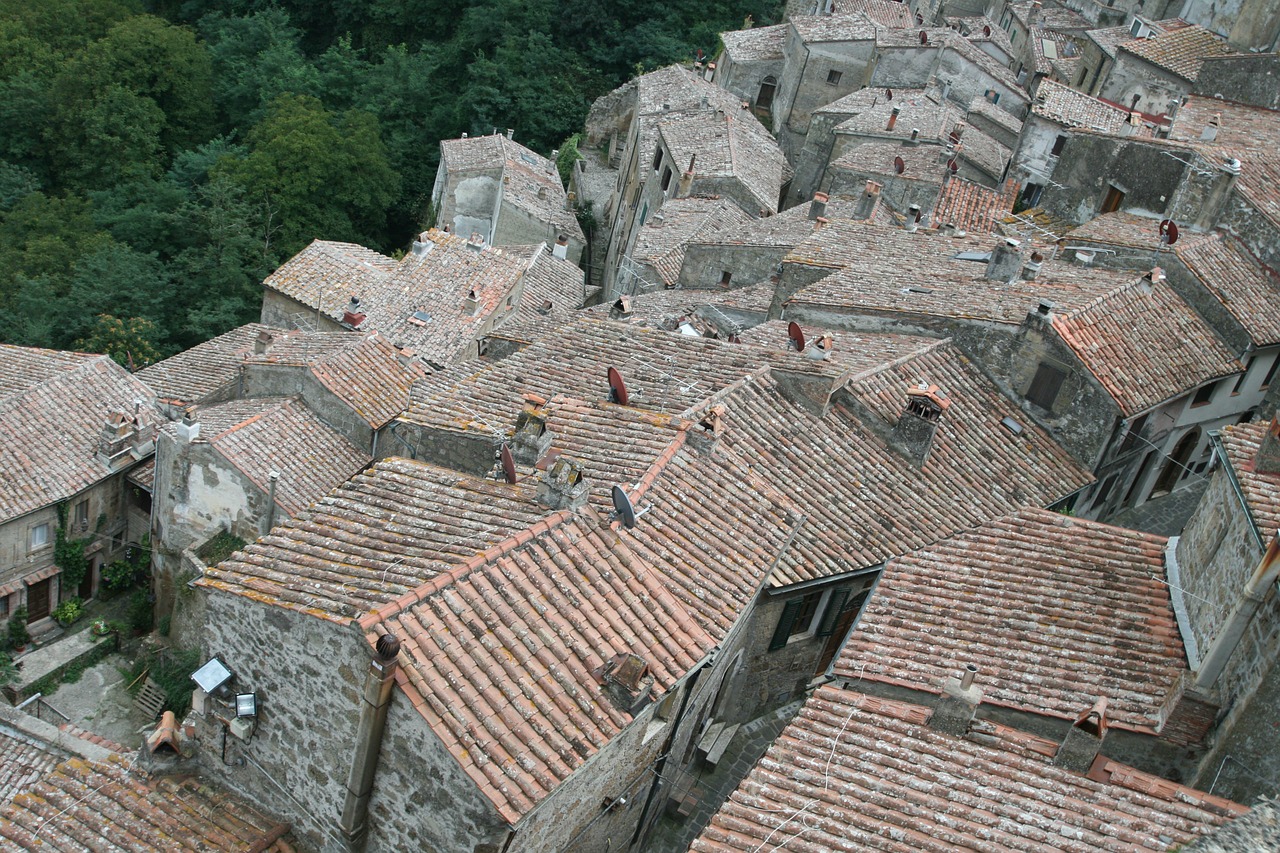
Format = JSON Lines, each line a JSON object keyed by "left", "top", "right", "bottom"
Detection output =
{"left": 1255, "top": 415, "right": 1280, "bottom": 475}
{"left": 253, "top": 330, "right": 274, "bottom": 355}
{"left": 98, "top": 412, "right": 137, "bottom": 469}
{"left": 537, "top": 186, "right": 547, "bottom": 200}
{"left": 1026, "top": 298, "right": 1055, "bottom": 329}
{"left": 690, "top": 404, "right": 727, "bottom": 451}
{"left": 176, "top": 410, "right": 200, "bottom": 444}
{"left": 985, "top": 238, "right": 1023, "bottom": 282}
{"left": 338, "top": 633, "right": 402, "bottom": 849}
{"left": 814, "top": 216, "right": 829, "bottom": 230}
{"left": 511, "top": 408, "right": 554, "bottom": 465}
{"left": 853, "top": 180, "right": 882, "bottom": 220}
{"left": 1200, "top": 112, "right": 1221, "bottom": 142}
{"left": 537, "top": 457, "right": 589, "bottom": 510}
{"left": 808, "top": 192, "right": 829, "bottom": 220}
{"left": 805, "top": 333, "right": 833, "bottom": 360}
{"left": 552, "top": 234, "right": 569, "bottom": 260}
{"left": 930, "top": 664, "right": 982, "bottom": 735}
{"left": 904, "top": 204, "right": 922, "bottom": 232}
{"left": 909, "top": 127, "right": 920, "bottom": 144}
{"left": 887, "top": 106, "right": 901, "bottom": 131}
{"left": 505, "top": 128, "right": 514, "bottom": 139}
{"left": 145, "top": 710, "right": 184, "bottom": 756}
{"left": 610, "top": 295, "right": 634, "bottom": 319}
{"left": 1054, "top": 698, "right": 1108, "bottom": 773}
{"left": 890, "top": 383, "right": 950, "bottom": 466}
{"left": 593, "top": 653, "right": 654, "bottom": 715}
{"left": 342, "top": 296, "right": 367, "bottom": 328}
{"left": 1022, "top": 251, "right": 1045, "bottom": 280}
{"left": 677, "top": 156, "right": 696, "bottom": 198}
{"left": 462, "top": 289, "right": 480, "bottom": 316}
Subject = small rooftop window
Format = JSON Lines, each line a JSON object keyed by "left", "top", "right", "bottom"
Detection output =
{"left": 953, "top": 251, "right": 992, "bottom": 263}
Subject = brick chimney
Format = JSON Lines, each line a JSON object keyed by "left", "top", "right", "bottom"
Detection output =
{"left": 855, "top": 180, "right": 882, "bottom": 219}
{"left": 930, "top": 664, "right": 981, "bottom": 735}
{"left": 511, "top": 407, "right": 554, "bottom": 465}
{"left": 552, "top": 234, "right": 569, "bottom": 260}
{"left": 808, "top": 192, "right": 829, "bottom": 220}
{"left": 342, "top": 296, "right": 367, "bottom": 328}
{"left": 537, "top": 457, "right": 589, "bottom": 510}
{"left": 890, "top": 383, "right": 950, "bottom": 466}
{"left": 253, "top": 330, "right": 274, "bottom": 355}
{"left": 985, "top": 238, "right": 1023, "bottom": 282}
{"left": 887, "top": 106, "right": 901, "bottom": 131}
{"left": 1054, "top": 697, "right": 1108, "bottom": 772}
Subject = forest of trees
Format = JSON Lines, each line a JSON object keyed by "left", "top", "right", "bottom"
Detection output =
{"left": 0, "top": 0, "right": 779, "bottom": 365}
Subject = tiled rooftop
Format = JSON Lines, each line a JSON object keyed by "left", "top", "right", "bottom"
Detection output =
{"left": 1030, "top": 28, "right": 1083, "bottom": 75}
{"left": 657, "top": 109, "right": 790, "bottom": 215}
{"left": 784, "top": 220, "right": 1134, "bottom": 324}
{"left": 1177, "top": 233, "right": 1280, "bottom": 347}
{"left": 1220, "top": 420, "right": 1280, "bottom": 541}
{"left": 954, "top": 122, "right": 1013, "bottom": 178}
{"left": 200, "top": 457, "right": 551, "bottom": 621}
{"left": 1052, "top": 274, "right": 1242, "bottom": 415}
{"left": 1119, "top": 24, "right": 1235, "bottom": 81}
{"left": 362, "top": 511, "right": 715, "bottom": 822}
{"left": 1169, "top": 95, "right": 1280, "bottom": 233}
{"left": 0, "top": 753, "right": 293, "bottom": 850}
{"left": 947, "top": 15, "right": 1015, "bottom": 58}
{"left": 711, "top": 343, "right": 1092, "bottom": 585}
{"left": 832, "top": 0, "right": 914, "bottom": 27}
{"left": 261, "top": 239, "right": 399, "bottom": 319}
{"left": 633, "top": 197, "right": 752, "bottom": 286}
{"left": 1032, "top": 79, "right": 1131, "bottom": 132}
{"left": 828, "top": 141, "right": 943, "bottom": 183}
{"left": 720, "top": 23, "right": 788, "bottom": 62}
{"left": 0, "top": 347, "right": 160, "bottom": 522}
{"left": 1063, "top": 211, "right": 1203, "bottom": 250}
{"left": 839, "top": 508, "right": 1186, "bottom": 729}
{"left": 244, "top": 330, "right": 427, "bottom": 429}
{"left": 691, "top": 197, "right": 873, "bottom": 249}
{"left": 931, "top": 176, "right": 1019, "bottom": 235}
{"left": 966, "top": 93, "right": 1024, "bottom": 136}
{"left": 0, "top": 726, "right": 61, "bottom": 805}
{"left": 691, "top": 685, "right": 1242, "bottom": 853}
{"left": 177, "top": 397, "right": 370, "bottom": 516}
{"left": 509, "top": 251, "right": 587, "bottom": 326}
{"left": 1010, "top": 0, "right": 1093, "bottom": 32}
{"left": 822, "top": 87, "right": 965, "bottom": 146}
{"left": 137, "top": 323, "right": 275, "bottom": 407}
{"left": 634, "top": 65, "right": 748, "bottom": 118}
{"left": 790, "top": 13, "right": 878, "bottom": 43}
{"left": 735, "top": 321, "right": 939, "bottom": 377}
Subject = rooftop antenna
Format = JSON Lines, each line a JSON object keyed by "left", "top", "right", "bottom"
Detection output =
{"left": 787, "top": 321, "right": 806, "bottom": 352}
{"left": 607, "top": 366, "right": 630, "bottom": 405}
{"left": 610, "top": 485, "right": 651, "bottom": 529}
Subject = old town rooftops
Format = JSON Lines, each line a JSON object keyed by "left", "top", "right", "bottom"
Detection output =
{"left": 1220, "top": 419, "right": 1280, "bottom": 542}
{"left": 838, "top": 507, "right": 1186, "bottom": 730}
{"left": 1176, "top": 232, "right": 1280, "bottom": 347}
{"left": 690, "top": 685, "right": 1242, "bottom": 853}
{"left": 137, "top": 322, "right": 276, "bottom": 407}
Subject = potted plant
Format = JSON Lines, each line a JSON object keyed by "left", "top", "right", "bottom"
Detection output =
{"left": 8, "top": 606, "right": 30, "bottom": 652}
{"left": 91, "top": 618, "right": 110, "bottom": 637}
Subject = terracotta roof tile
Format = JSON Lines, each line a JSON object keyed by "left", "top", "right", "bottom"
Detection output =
{"left": 720, "top": 23, "right": 789, "bottom": 62}
{"left": 947, "top": 16, "right": 1016, "bottom": 58}
{"left": 1169, "top": 96, "right": 1280, "bottom": 232}
{"left": 1176, "top": 233, "right": 1280, "bottom": 346}
{"left": 1063, "top": 211, "right": 1206, "bottom": 251}
{"left": 137, "top": 323, "right": 275, "bottom": 407}
{"left": 632, "top": 197, "right": 753, "bottom": 286}
{"left": 1119, "top": 24, "right": 1235, "bottom": 81}
{"left": 656, "top": 110, "right": 790, "bottom": 215}
{"left": 176, "top": 397, "right": 370, "bottom": 516}
{"left": 832, "top": 0, "right": 914, "bottom": 27}
{"left": 1052, "top": 274, "right": 1242, "bottom": 414}
{"left": 691, "top": 685, "right": 1242, "bottom": 853}
{"left": 0, "top": 752, "right": 292, "bottom": 850}
{"left": 1220, "top": 420, "right": 1280, "bottom": 541}
{"left": 791, "top": 14, "right": 878, "bottom": 43}
{"left": 509, "top": 252, "right": 587, "bottom": 326}
{"left": 1032, "top": 80, "right": 1131, "bottom": 132}
{"left": 1010, "top": 0, "right": 1093, "bottom": 32}
{"left": 0, "top": 347, "right": 161, "bottom": 522}
{"left": 932, "top": 177, "right": 1019, "bottom": 235}
{"left": 838, "top": 508, "right": 1187, "bottom": 729}
{"left": 0, "top": 727, "right": 61, "bottom": 805}
{"left": 822, "top": 87, "right": 966, "bottom": 146}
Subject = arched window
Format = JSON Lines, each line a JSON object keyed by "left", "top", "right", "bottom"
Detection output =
{"left": 757, "top": 75, "right": 778, "bottom": 109}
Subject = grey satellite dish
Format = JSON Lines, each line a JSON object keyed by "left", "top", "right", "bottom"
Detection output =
{"left": 499, "top": 443, "right": 517, "bottom": 483}
{"left": 611, "top": 485, "right": 638, "bottom": 529}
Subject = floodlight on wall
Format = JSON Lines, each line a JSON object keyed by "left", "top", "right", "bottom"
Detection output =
{"left": 191, "top": 658, "right": 233, "bottom": 696}
{"left": 235, "top": 693, "right": 258, "bottom": 718}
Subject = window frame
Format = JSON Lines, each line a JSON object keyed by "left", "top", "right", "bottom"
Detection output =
{"left": 826, "top": 69, "right": 843, "bottom": 86}
{"left": 1260, "top": 353, "right": 1280, "bottom": 390}
{"left": 29, "top": 522, "right": 51, "bottom": 551}
{"left": 769, "top": 590, "right": 824, "bottom": 650}
{"left": 1190, "top": 381, "right": 1217, "bottom": 407}
{"left": 1026, "top": 361, "right": 1067, "bottom": 411}
{"left": 1051, "top": 134, "right": 1068, "bottom": 157}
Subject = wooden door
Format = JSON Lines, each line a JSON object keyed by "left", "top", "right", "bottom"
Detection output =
{"left": 27, "top": 578, "right": 51, "bottom": 621}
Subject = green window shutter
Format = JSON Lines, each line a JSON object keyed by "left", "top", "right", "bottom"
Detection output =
{"left": 769, "top": 598, "right": 806, "bottom": 651}
{"left": 816, "top": 588, "right": 851, "bottom": 638}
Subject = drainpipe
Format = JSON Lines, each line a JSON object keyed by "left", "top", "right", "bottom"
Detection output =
{"left": 1194, "top": 532, "right": 1280, "bottom": 691}
{"left": 337, "top": 632, "right": 402, "bottom": 851}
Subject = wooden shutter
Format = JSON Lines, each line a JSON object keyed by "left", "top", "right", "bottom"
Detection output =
{"left": 769, "top": 598, "right": 806, "bottom": 651}
{"left": 816, "top": 588, "right": 851, "bottom": 637}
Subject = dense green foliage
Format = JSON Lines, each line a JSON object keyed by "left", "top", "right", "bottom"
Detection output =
{"left": 0, "top": 0, "right": 778, "bottom": 363}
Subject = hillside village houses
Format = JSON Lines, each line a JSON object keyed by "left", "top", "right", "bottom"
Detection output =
{"left": 4, "top": 0, "right": 1280, "bottom": 850}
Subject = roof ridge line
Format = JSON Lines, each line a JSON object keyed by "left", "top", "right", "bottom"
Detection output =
{"left": 843, "top": 336, "right": 952, "bottom": 386}
{"left": 680, "top": 364, "right": 771, "bottom": 418}
{"left": 628, "top": 427, "right": 689, "bottom": 505}
{"left": 356, "top": 506, "right": 580, "bottom": 630}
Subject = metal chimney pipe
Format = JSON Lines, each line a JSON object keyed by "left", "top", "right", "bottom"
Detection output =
{"left": 338, "top": 633, "right": 402, "bottom": 850}
{"left": 960, "top": 663, "right": 978, "bottom": 690}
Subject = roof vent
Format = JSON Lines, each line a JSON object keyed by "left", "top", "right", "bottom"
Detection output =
{"left": 610, "top": 296, "right": 634, "bottom": 320}
{"left": 1221, "top": 157, "right": 1241, "bottom": 175}
{"left": 176, "top": 410, "right": 200, "bottom": 444}
{"left": 1054, "top": 697, "right": 1109, "bottom": 773}
{"left": 930, "top": 664, "right": 981, "bottom": 735}
{"left": 462, "top": 289, "right": 480, "bottom": 316}
{"left": 593, "top": 653, "right": 654, "bottom": 714}
{"left": 512, "top": 407, "right": 553, "bottom": 465}
{"left": 467, "top": 232, "right": 486, "bottom": 251}
{"left": 890, "top": 383, "right": 950, "bottom": 466}
{"left": 808, "top": 192, "right": 829, "bottom": 220}
{"left": 253, "top": 329, "right": 274, "bottom": 355}
{"left": 537, "top": 456, "right": 589, "bottom": 510}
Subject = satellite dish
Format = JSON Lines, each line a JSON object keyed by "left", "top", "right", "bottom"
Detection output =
{"left": 983, "top": 24, "right": 991, "bottom": 35}
{"left": 920, "top": 30, "right": 928, "bottom": 44}
{"left": 886, "top": 88, "right": 893, "bottom": 100}
{"left": 1159, "top": 219, "right": 1179, "bottom": 245}
{"left": 499, "top": 443, "right": 517, "bottom": 484}
{"left": 787, "top": 321, "right": 806, "bottom": 352}
{"left": 607, "top": 366, "right": 629, "bottom": 406}
{"left": 894, "top": 155, "right": 905, "bottom": 174}
{"left": 611, "top": 485, "right": 638, "bottom": 529}
{"left": 947, "top": 158, "right": 958, "bottom": 173}
{"left": 949, "top": 129, "right": 962, "bottom": 145}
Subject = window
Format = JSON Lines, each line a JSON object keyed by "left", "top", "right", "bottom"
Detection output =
{"left": 0, "top": 593, "right": 9, "bottom": 618}
{"left": 719, "top": 270, "right": 732, "bottom": 286}
{"left": 1191, "top": 381, "right": 1217, "bottom": 407}
{"left": 1119, "top": 413, "right": 1149, "bottom": 453}
{"left": 1051, "top": 135, "right": 1068, "bottom": 157}
{"left": 757, "top": 76, "right": 778, "bottom": 110}
{"left": 1231, "top": 357, "right": 1254, "bottom": 394}
{"left": 1091, "top": 473, "right": 1120, "bottom": 508}
{"left": 652, "top": 147, "right": 663, "bottom": 172}
{"left": 826, "top": 69, "right": 842, "bottom": 86}
{"left": 1101, "top": 185, "right": 1125, "bottom": 213}
{"left": 661, "top": 167, "right": 673, "bottom": 193}
{"left": 769, "top": 590, "right": 823, "bottom": 650}
{"left": 29, "top": 522, "right": 50, "bottom": 551}
{"left": 1026, "top": 361, "right": 1067, "bottom": 410}
{"left": 1261, "top": 354, "right": 1280, "bottom": 390}
{"left": 74, "top": 499, "right": 89, "bottom": 529}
